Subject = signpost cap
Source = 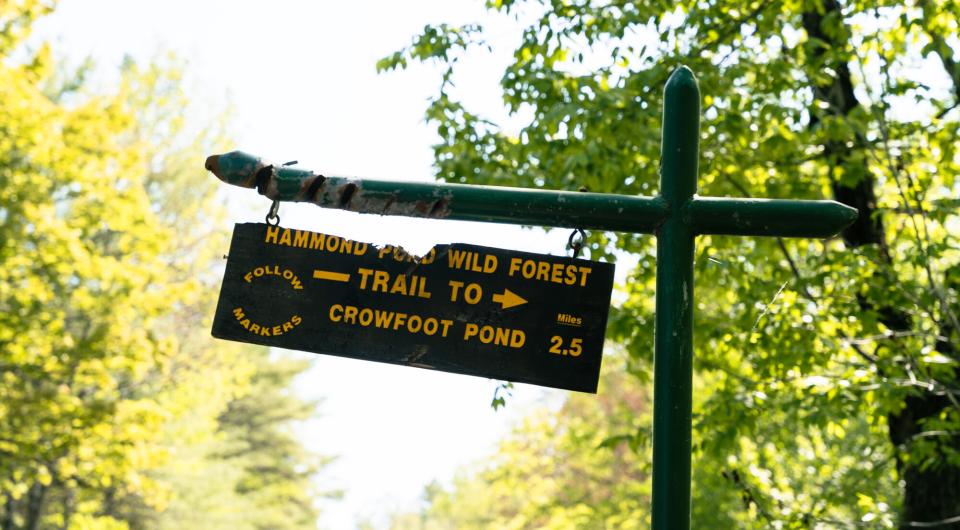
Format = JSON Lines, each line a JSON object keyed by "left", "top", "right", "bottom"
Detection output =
{"left": 205, "top": 151, "right": 268, "bottom": 189}
{"left": 665, "top": 65, "right": 698, "bottom": 95}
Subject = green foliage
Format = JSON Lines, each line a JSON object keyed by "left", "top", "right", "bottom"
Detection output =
{"left": 383, "top": 0, "right": 959, "bottom": 527}
{"left": 391, "top": 357, "right": 652, "bottom": 530}
{"left": 0, "top": 5, "right": 326, "bottom": 529}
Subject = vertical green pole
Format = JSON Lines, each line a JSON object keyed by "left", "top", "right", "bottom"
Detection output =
{"left": 652, "top": 66, "right": 700, "bottom": 529}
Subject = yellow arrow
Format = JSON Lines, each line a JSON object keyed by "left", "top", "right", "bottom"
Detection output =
{"left": 492, "top": 289, "right": 527, "bottom": 309}
{"left": 313, "top": 270, "right": 350, "bottom": 282}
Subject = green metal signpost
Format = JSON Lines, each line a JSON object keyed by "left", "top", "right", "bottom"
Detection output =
{"left": 206, "top": 66, "right": 857, "bottom": 529}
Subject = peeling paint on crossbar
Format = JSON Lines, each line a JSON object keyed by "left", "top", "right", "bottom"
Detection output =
{"left": 206, "top": 152, "right": 462, "bottom": 221}
{"left": 211, "top": 152, "right": 664, "bottom": 232}
{"left": 205, "top": 151, "right": 855, "bottom": 237}
{"left": 320, "top": 180, "right": 453, "bottom": 219}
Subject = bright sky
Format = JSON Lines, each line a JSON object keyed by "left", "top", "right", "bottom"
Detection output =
{"left": 32, "top": 2, "right": 631, "bottom": 528}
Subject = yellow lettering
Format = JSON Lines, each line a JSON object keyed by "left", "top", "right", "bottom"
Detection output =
{"left": 357, "top": 267, "right": 373, "bottom": 289}
{"left": 494, "top": 326, "right": 510, "bottom": 346}
{"left": 407, "top": 315, "right": 422, "bottom": 333}
{"left": 463, "top": 323, "right": 479, "bottom": 340}
{"left": 310, "top": 232, "right": 324, "bottom": 249}
{"left": 416, "top": 277, "right": 432, "bottom": 299}
{"left": 233, "top": 307, "right": 302, "bottom": 336}
{"left": 550, "top": 262, "right": 564, "bottom": 284}
{"left": 328, "top": 305, "right": 453, "bottom": 338}
{"left": 265, "top": 225, "right": 280, "bottom": 244}
{"left": 375, "top": 310, "right": 394, "bottom": 328}
{"left": 464, "top": 283, "right": 482, "bottom": 304}
{"left": 244, "top": 266, "right": 303, "bottom": 290}
{"left": 372, "top": 271, "right": 389, "bottom": 292}
{"left": 507, "top": 258, "right": 591, "bottom": 288}
{"left": 357, "top": 268, "right": 374, "bottom": 289}
{"left": 479, "top": 325, "right": 494, "bottom": 343}
{"left": 508, "top": 257, "right": 522, "bottom": 277}
{"left": 448, "top": 249, "right": 470, "bottom": 269}
{"left": 390, "top": 274, "right": 408, "bottom": 295}
{"left": 278, "top": 228, "right": 292, "bottom": 246}
{"left": 522, "top": 260, "right": 535, "bottom": 278}
{"left": 536, "top": 261, "right": 550, "bottom": 281}
{"left": 462, "top": 323, "right": 525, "bottom": 349}
{"left": 577, "top": 266, "right": 592, "bottom": 287}
{"left": 293, "top": 230, "right": 309, "bottom": 248}
{"left": 325, "top": 236, "right": 340, "bottom": 252}
{"left": 449, "top": 280, "right": 464, "bottom": 301}
{"left": 420, "top": 248, "right": 436, "bottom": 264}
{"left": 448, "top": 280, "right": 482, "bottom": 305}
{"left": 359, "top": 308, "right": 373, "bottom": 326}
{"left": 343, "top": 305, "right": 358, "bottom": 324}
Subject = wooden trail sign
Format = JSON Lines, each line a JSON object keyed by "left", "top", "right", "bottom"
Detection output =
{"left": 213, "top": 223, "right": 615, "bottom": 392}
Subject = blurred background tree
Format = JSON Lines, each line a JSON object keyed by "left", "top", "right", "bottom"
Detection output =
{"left": 0, "top": 2, "right": 331, "bottom": 528}
{"left": 380, "top": 0, "right": 959, "bottom": 527}
{"left": 390, "top": 357, "right": 651, "bottom": 530}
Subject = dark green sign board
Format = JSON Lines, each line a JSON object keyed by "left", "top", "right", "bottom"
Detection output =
{"left": 213, "top": 223, "right": 615, "bottom": 392}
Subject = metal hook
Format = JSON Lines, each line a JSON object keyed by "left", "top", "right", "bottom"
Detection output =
{"left": 566, "top": 186, "right": 589, "bottom": 258}
{"left": 567, "top": 228, "right": 586, "bottom": 258}
{"left": 261, "top": 160, "right": 295, "bottom": 225}
{"left": 265, "top": 199, "right": 280, "bottom": 226}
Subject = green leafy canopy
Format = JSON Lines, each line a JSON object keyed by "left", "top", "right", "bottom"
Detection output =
{"left": 382, "top": 0, "right": 960, "bottom": 527}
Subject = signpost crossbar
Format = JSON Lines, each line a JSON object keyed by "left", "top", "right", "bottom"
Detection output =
{"left": 206, "top": 65, "right": 858, "bottom": 530}
{"left": 205, "top": 157, "right": 854, "bottom": 239}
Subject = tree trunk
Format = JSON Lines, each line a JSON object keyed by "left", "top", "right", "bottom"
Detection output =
{"left": 888, "top": 389, "right": 960, "bottom": 526}
{"left": 24, "top": 482, "right": 45, "bottom": 530}
{"left": 62, "top": 487, "right": 74, "bottom": 530}
{"left": 801, "top": 1, "right": 960, "bottom": 527}
{"left": 890, "top": 309, "right": 960, "bottom": 525}
{"left": 1, "top": 495, "right": 14, "bottom": 530}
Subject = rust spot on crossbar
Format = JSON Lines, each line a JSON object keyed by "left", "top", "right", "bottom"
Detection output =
{"left": 254, "top": 166, "right": 273, "bottom": 195}
{"left": 339, "top": 182, "right": 358, "bottom": 206}
{"left": 429, "top": 198, "right": 449, "bottom": 217}
{"left": 304, "top": 174, "right": 326, "bottom": 201}
{"left": 327, "top": 181, "right": 453, "bottom": 220}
